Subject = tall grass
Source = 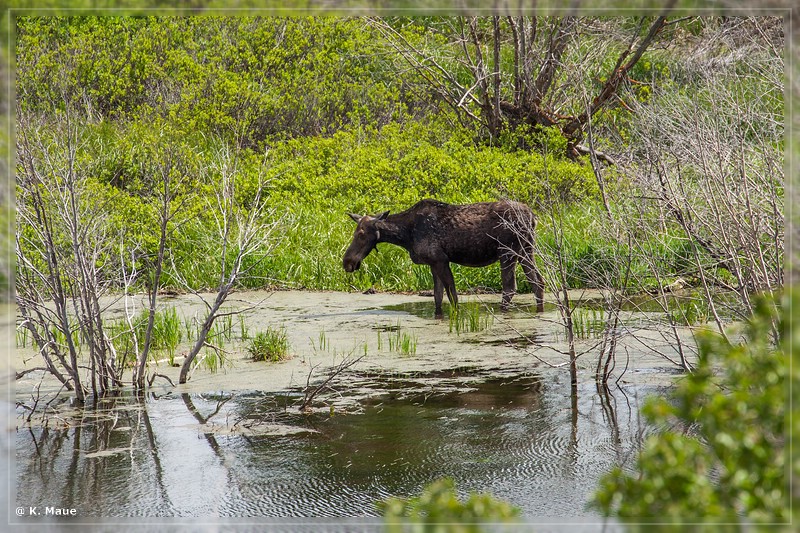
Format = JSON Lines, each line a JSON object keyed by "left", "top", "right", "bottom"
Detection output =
{"left": 449, "top": 302, "right": 494, "bottom": 335}
{"left": 106, "top": 307, "right": 182, "bottom": 366}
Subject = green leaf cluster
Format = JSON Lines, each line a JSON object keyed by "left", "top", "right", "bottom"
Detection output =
{"left": 16, "top": 16, "right": 413, "bottom": 147}
{"left": 593, "top": 292, "right": 790, "bottom": 525}
{"left": 379, "top": 477, "right": 520, "bottom": 533}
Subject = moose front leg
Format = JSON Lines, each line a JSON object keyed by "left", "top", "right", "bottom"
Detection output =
{"left": 432, "top": 266, "right": 445, "bottom": 318}
{"left": 431, "top": 262, "right": 458, "bottom": 318}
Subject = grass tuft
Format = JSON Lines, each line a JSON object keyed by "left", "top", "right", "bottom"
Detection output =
{"left": 247, "top": 327, "right": 291, "bottom": 362}
{"left": 449, "top": 302, "right": 494, "bottom": 335}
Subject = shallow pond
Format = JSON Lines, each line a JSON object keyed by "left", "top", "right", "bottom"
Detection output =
{"left": 11, "top": 290, "right": 694, "bottom": 526}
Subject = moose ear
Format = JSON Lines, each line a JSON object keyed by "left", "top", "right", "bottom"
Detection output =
{"left": 376, "top": 211, "right": 390, "bottom": 221}
{"left": 348, "top": 213, "right": 362, "bottom": 223}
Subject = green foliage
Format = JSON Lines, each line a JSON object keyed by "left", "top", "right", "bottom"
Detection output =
{"left": 448, "top": 303, "right": 494, "bottom": 335}
{"left": 262, "top": 121, "right": 596, "bottom": 212}
{"left": 247, "top": 327, "right": 291, "bottom": 362}
{"left": 379, "top": 478, "right": 520, "bottom": 532}
{"left": 384, "top": 322, "right": 418, "bottom": 356}
{"left": 16, "top": 16, "right": 414, "bottom": 147}
{"left": 106, "top": 307, "right": 182, "bottom": 366}
{"left": 593, "top": 293, "right": 788, "bottom": 524}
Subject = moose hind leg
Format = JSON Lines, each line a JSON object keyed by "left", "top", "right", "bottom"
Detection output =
{"left": 500, "top": 257, "right": 517, "bottom": 311}
{"left": 521, "top": 256, "right": 545, "bottom": 312}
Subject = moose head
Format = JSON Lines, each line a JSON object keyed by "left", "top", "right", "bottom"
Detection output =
{"left": 342, "top": 211, "right": 389, "bottom": 272}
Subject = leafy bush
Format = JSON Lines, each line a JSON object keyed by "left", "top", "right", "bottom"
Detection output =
{"left": 379, "top": 478, "right": 520, "bottom": 532}
{"left": 16, "top": 16, "right": 417, "bottom": 147}
{"left": 593, "top": 293, "right": 789, "bottom": 525}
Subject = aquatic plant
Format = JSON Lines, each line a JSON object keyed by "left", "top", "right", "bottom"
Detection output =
{"left": 316, "top": 329, "right": 330, "bottom": 352}
{"left": 247, "top": 327, "right": 291, "bottom": 362}
{"left": 448, "top": 302, "right": 494, "bottom": 335}
{"left": 238, "top": 314, "right": 250, "bottom": 340}
{"left": 384, "top": 321, "right": 418, "bottom": 356}
{"left": 572, "top": 307, "right": 606, "bottom": 339}
{"left": 198, "top": 347, "right": 228, "bottom": 373}
{"left": 106, "top": 307, "right": 183, "bottom": 366}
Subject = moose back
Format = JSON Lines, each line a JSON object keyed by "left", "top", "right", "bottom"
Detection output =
{"left": 343, "top": 199, "right": 544, "bottom": 316}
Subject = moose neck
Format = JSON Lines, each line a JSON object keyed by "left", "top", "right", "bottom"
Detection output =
{"left": 375, "top": 214, "right": 413, "bottom": 249}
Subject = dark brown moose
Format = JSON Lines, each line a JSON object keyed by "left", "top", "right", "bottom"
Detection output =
{"left": 343, "top": 199, "right": 545, "bottom": 317}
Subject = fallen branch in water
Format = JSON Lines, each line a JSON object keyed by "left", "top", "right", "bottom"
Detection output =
{"left": 148, "top": 372, "right": 176, "bottom": 387}
{"left": 299, "top": 353, "right": 366, "bottom": 413}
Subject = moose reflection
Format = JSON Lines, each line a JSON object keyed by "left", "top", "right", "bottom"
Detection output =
{"left": 343, "top": 199, "right": 545, "bottom": 317}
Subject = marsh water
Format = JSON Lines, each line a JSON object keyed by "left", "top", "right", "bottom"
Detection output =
{"left": 11, "top": 290, "right": 693, "bottom": 524}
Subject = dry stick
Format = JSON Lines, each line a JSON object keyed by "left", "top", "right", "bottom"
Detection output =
{"left": 16, "top": 311, "right": 73, "bottom": 390}
{"left": 492, "top": 16, "right": 501, "bottom": 135}
{"left": 507, "top": 16, "right": 521, "bottom": 105}
{"left": 148, "top": 373, "right": 176, "bottom": 388}
{"left": 531, "top": 17, "right": 576, "bottom": 107}
{"left": 370, "top": 17, "right": 481, "bottom": 123}
{"left": 650, "top": 258, "right": 693, "bottom": 372}
{"left": 585, "top": 99, "right": 613, "bottom": 217}
{"left": 658, "top": 159, "right": 729, "bottom": 342}
{"left": 15, "top": 367, "right": 48, "bottom": 380}
{"left": 615, "top": 347, "right": 631, "bottom": 385}
{"left": 739, "top": 135, "right": 777, "bottom": 294}
{"left": 299, "top": 353, "right": 367, "bottom": 412}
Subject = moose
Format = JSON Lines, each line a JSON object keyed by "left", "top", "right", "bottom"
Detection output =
{"left": 343, "top": 199, "right": 545, "bottom": 317}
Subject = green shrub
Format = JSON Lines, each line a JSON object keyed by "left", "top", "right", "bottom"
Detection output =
{"left": 379, "top": 478, "right": 520, "bottom": 532}
{"left": 593, "top": 293, "right": 789, "bottom": 525}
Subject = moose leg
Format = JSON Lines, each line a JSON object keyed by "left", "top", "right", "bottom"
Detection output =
{"left": 500, "top": 257, "right": 517, "bottom": 311}
{"left": 431, "top": 262, "right": 457, "bottom": 317}
{"left": 431, "top": 265, "right": 445, "bottom": 318}
{"left": 521, "top": 254, "right": 545, "bottom": 313}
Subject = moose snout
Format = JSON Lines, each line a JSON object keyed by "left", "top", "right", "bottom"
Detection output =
{"left": 343, "top": 258, "right": 361, "bottom": 272}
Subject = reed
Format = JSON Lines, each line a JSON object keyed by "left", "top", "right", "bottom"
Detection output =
{"left": 572, "top": 307, "right": 606, "bottom": 340}
{"left": 386, "top": 321, "right": 418, "bottom": 356}
{"left": 199, "top": 347, "right": 228, "bottom": 373}
{"left": 106, "top": 307, "right": 183, "bottom": 365}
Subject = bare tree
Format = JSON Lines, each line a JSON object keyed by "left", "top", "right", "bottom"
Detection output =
{"left": 131, "top": 141, "right": 195, "bottom": 389}
{"left": 177, "top": 145, "right": 282, "bottom": 384}
{"left": 16, "top": 109, "right": 123, "bottom": 400}
{"left": 619, "top": 17, "right": 784, "bottom": 336}
{"left": 370, "top": 10, "right": 676, "bottom": 158}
